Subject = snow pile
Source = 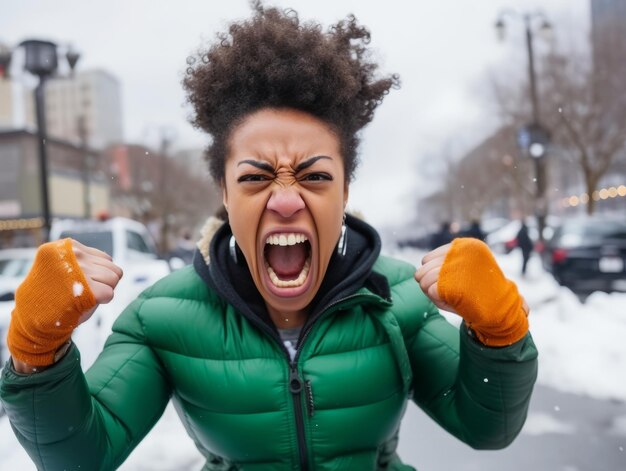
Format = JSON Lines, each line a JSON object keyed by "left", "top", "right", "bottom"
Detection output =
{"left": 531, "top": 289, "right": 626, "bottom": 401}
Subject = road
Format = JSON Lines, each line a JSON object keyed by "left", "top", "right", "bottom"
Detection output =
{"left": 398, "top": 384, "right": 626, "bottom": 471}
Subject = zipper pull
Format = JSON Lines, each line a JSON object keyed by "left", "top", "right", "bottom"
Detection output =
{"left": 289, "top": 363, "right": 303, "bottom": 394}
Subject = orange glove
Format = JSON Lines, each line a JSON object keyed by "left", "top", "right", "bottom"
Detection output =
{"left": 416, "top": 238, "right": 529, "bottom": 347}
{"left": 7, "top": 239, "right": 97, "bottom": 366}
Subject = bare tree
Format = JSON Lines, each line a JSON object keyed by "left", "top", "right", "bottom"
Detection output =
{"left": 542, "top": 50, "right": 626, "bottom": 214}
{"left": 416, "top": 126, "right": 539, "bottom": 224}
{"left": 489, "top": 42, "right": 626, "bottom": 216}
{"left": 105, "top": 144, "right": 220, "bottom": 253}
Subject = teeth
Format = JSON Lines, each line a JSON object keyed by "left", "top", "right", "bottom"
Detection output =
{"left": 265, "top": 233, "right": 308, "bottom": 246}
{"left": 266, "top": 259, "right": 310, "bottom": 288}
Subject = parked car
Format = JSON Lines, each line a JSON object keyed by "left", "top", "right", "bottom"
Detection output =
{"left": 0, "top": 248, "right": 36, "bottom": 302}
{"left": 0, "top": 249, "right": 37, "bottom": 365}
{"left": 0, "top": 299, "right": 12, "bottom": 366}
{"left": 542, "top": 216, "right": 626, "bottom": 294}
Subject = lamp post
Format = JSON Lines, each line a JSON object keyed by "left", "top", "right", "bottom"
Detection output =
{"left": 12, "top": 40, "right": 80, "bottom": 242}
{"left": 496, "top": 11, "right": 553, "bottom": 243}
{"left": 20, "top": 40, "right": 61, "bottom": 242}
{"left": 77, "top": 115, "right": 93, "bottom": 219}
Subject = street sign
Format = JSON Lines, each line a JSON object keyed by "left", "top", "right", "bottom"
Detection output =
{"left": 517, "top": 123, "right": 550, "bottom": 158}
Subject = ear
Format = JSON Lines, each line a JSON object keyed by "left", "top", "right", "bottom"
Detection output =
{"left": 221, "top": 179, "right": 228, "bottom": 209}
{"left": 343, "top": 181, "right": 350, "bottom": 210}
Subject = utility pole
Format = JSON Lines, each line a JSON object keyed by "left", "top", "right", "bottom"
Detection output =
{"left": 78, "top": 114, "right": 91, "bottom": 219}
{"left": 158, "top": 133, "right": 172, "bottom": 256}
{"left": 496, "top": 11, "right": 552, "bottom": 244}
{"left": 524, "top": 14, "right": 548, "bottom": 244}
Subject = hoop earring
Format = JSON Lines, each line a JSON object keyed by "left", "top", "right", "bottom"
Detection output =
{"left": 229, "top": 235, "right": 238, "bottom": 263}
{"left": 337, "top": 216, "right": 348, "bottom": 257}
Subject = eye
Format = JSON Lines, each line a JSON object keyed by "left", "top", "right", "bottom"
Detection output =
{"left": 300, "top": 172, "right": 332, "bottom": 182}
{"left": 237, "top": 174, "right": 272, "bottom": 183}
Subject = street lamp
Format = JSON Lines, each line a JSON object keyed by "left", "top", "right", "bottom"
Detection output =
{"left": 9, "top": 40, "right": 80, "bottom": 242}
{"left": 496, "top": 11, "right": 553, "bottom": 243}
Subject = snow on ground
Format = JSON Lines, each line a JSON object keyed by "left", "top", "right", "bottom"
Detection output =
{"left": 1, "top": 246, "right": 625, "bottom": 469}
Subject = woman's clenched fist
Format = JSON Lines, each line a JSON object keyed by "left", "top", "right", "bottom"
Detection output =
{"left": 7, "top": 238, "right": 123, "bottom": 368}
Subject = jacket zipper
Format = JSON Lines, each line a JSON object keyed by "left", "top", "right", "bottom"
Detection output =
{"left": 286, "top": 292, "right": 391, "bottom": 470}
{"left": 304, "top": 380, "right": 315, "bottom": 417}
{"left": 289, "top": 362, "right": 308, "bottom": 470}
{"left": 235, "top": 292, "right": 391, "bottom": 470}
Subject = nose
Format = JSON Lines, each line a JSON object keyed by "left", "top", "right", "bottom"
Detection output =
{"left": 266, "top": 187, "right": 305, "bottom": 218}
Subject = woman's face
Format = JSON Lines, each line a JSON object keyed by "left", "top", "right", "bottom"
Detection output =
{"left": 222, "top": 108, "right": 348, "bottom": 318}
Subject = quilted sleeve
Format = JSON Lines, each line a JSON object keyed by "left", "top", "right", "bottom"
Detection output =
{"left": 408, "top": 307, "right": 538, "bottom": 449}
{"left": 0, "top": 295, "right": 172, "bottom": 470}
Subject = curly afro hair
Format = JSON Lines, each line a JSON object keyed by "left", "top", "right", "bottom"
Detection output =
{"left": 183, "top": 1, "right": 399, "bottom": 183}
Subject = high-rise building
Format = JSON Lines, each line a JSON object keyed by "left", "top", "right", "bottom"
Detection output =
{"left": 591, "top": 0, "right": 626, "bottom": 181}
{"left": 44, "top": 69, "right": 123, "bottom": 150}
{"left": 591, "top": 0, "right": 626, "bottom": 81}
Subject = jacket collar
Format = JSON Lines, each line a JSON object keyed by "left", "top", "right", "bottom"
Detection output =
{"left": 193, "top": 214, "right": 390, "bottom": 334}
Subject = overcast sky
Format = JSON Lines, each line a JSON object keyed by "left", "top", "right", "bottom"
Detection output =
{"left": 1, "top": 0, "right": 589, "bottom": 228}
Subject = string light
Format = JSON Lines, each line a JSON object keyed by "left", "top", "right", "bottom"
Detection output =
{"left": 561, "top": 184, "right": 625, "bottom": 207}
{"left": 0, "top": 218, "right": 44, "bottom": 231}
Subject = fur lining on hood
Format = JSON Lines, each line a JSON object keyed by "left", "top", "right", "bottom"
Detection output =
{"left": 196, "top": 216, "right": 225, "bottom": 265}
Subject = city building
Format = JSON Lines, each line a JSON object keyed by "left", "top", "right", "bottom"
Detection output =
{"left": 44, "top": 69, "right": 123, "bottom": 150}
{"left": 0, "top": 130, "right": 108, "bottom": 246}
{"left": 591, "top": 0, "right": 626, "bottom": 182}
{"left": 0, "top": 80, "right": 13, "bottom": 128}
{"left": 0, "top": 78, "right": 34, "bottom": 130}
{"left": 104, "top": 144, "right": 220, "bottom": 252}
{"left": 591, "top": 0, "right": 626, "bottom": 79}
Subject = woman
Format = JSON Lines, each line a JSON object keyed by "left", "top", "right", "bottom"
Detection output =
{"left": 0, "top": 4, "right": 537, "bottom": 470}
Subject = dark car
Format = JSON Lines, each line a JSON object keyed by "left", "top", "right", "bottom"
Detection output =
{"left": 542, "top": 217, "right": 626, "bottom": 294}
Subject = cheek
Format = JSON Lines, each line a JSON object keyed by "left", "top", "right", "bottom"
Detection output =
{"left": 312, "top": 190, "right": 345, "bottom": 255}
{"left": 225, "top": 189, "right": 266, "bottom": 263}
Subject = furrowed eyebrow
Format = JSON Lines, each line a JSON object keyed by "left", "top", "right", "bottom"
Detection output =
{"left": 236, "top": 156, "right": 332, "bottom": 173}
{"left": 295, "top": 156, "right": 332, "bottom": 172}
{"left": 237, "top": 160, "right": 275, "bottom": 172}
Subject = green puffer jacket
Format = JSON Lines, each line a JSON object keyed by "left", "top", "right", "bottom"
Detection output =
{"left": 0, "top": 223, "right": 538, "bottom": 471}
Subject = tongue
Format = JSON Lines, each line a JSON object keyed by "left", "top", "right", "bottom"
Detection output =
{"left": 266, "top": 244, "right": 307, "bottom": 277}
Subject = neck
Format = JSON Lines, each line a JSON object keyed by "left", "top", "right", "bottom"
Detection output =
{"left": 267, "top": 305, "right": 308, "bottom": 329}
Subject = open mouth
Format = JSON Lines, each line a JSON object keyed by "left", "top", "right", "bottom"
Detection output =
{"left": 263, "top": 232, "right": 312, "bottom": 289}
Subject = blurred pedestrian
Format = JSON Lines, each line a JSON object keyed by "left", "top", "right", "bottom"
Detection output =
{"left": 463, "top": 219, "right": 485, "bottom": 242}
{"left": 430, "top": 221, "right": 454, "bottom": 249}
{"left": 516, "top": 221, "right": 534, "bottom": 276}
